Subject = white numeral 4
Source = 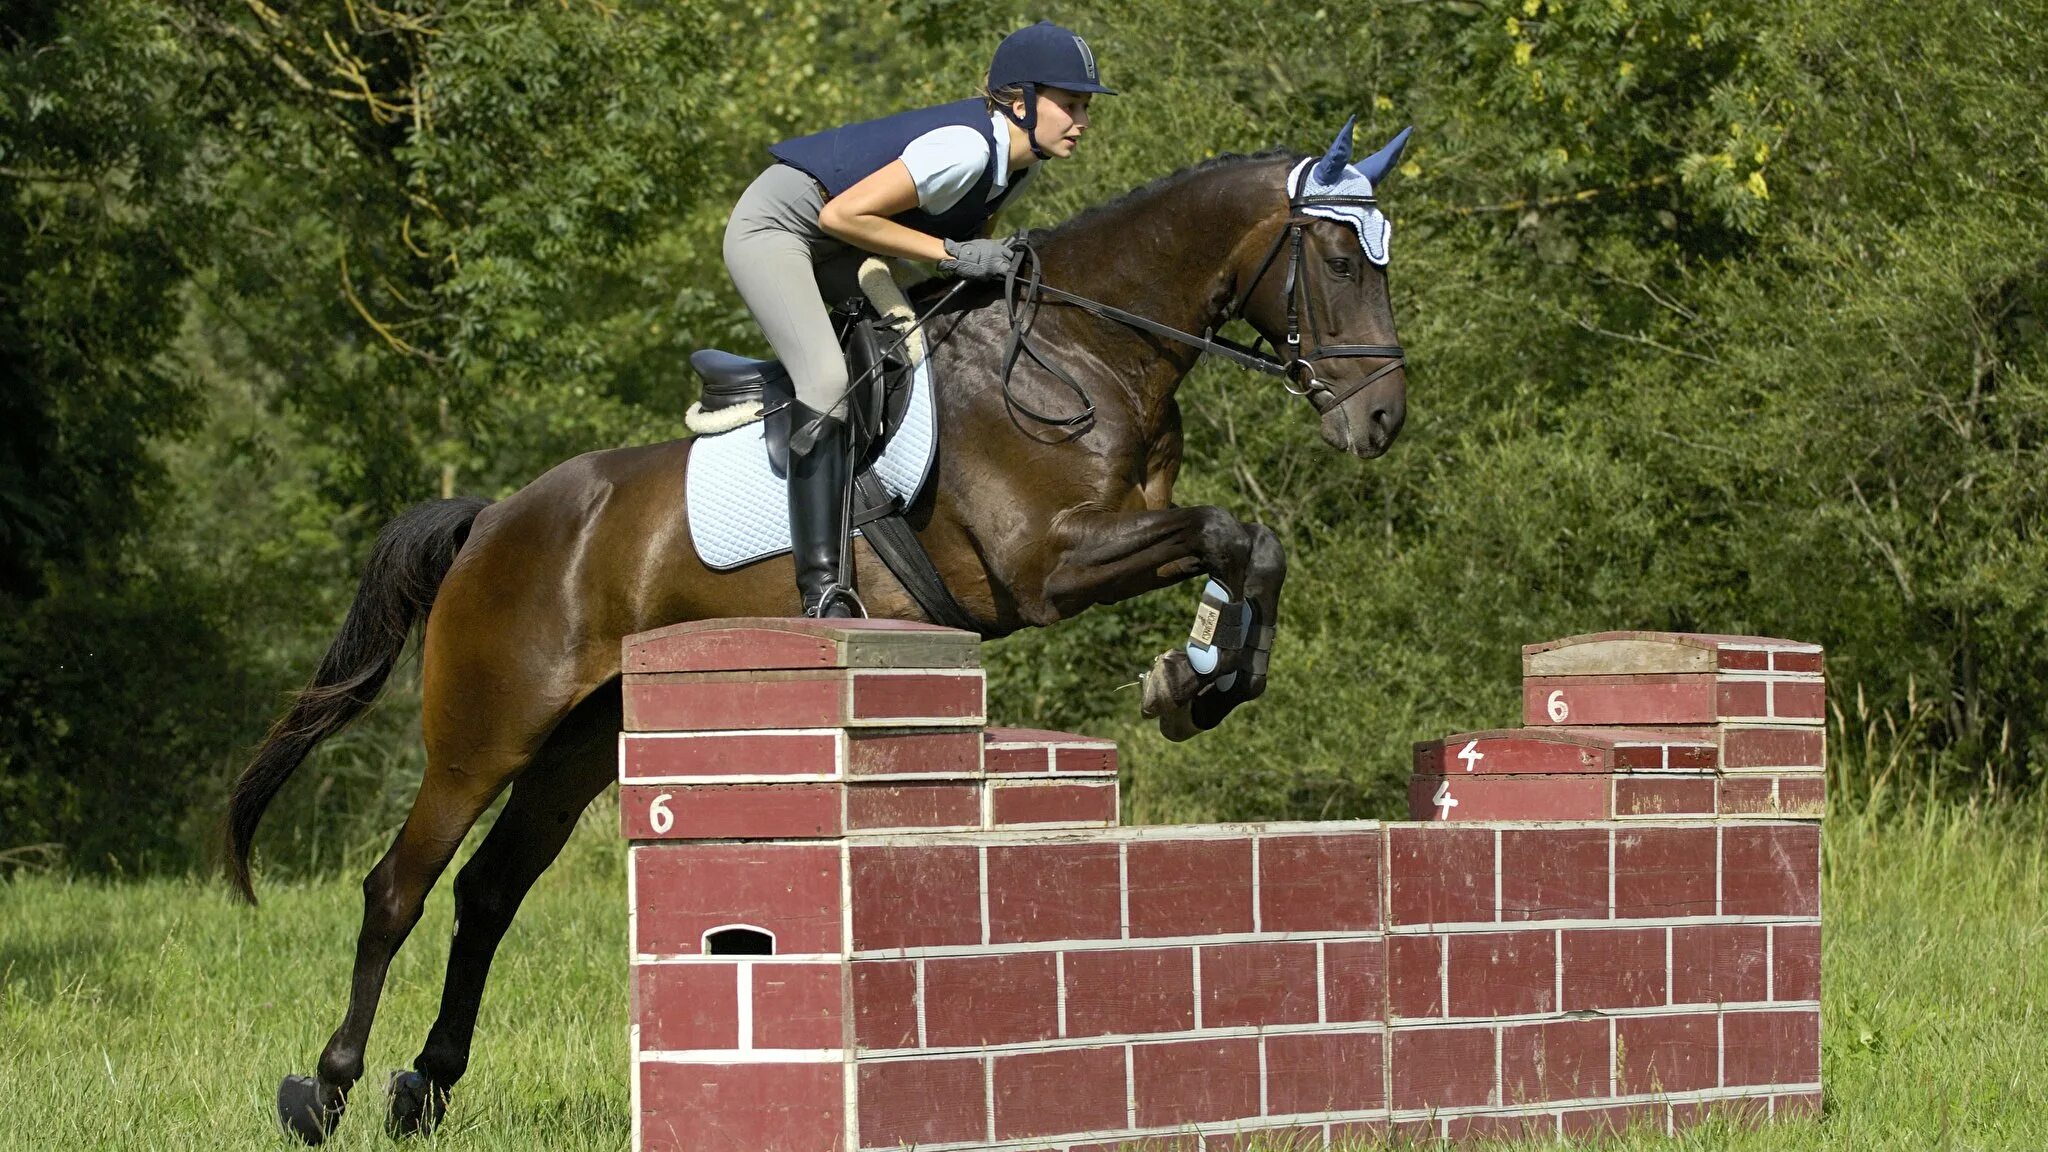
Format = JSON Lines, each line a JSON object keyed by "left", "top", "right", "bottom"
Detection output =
{"left": 1431, "top": 780, "right": 1459, "bottom": 820}
{"left": 1457, "top": 739, "right": 1483, "bottom": 773}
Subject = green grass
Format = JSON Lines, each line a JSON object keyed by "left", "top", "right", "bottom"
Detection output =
{"left": 3, "top": 797, "right": 2044, "bottom": 1151}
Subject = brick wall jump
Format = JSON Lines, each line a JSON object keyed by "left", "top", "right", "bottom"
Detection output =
{"left": 620, "top": 621, "right": 1825, "bottom": 1151}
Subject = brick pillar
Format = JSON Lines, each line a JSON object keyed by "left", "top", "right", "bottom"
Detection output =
{"left": 1394, "top": 631, "right": 1824, "bottom": 1140}
{"left": 620, "top": 618, "right": 1118, "bottom": 1152}
{"left": 1410, "top": 630, "right": 1826, "bottom": 821}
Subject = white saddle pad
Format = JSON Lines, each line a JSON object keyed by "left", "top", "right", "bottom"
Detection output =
{"left": 685, "top": 352, "right": 937, "bottom": 570}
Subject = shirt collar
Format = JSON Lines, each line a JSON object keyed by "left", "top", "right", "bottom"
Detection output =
{"left": 989, "top": 111, "right": 1012, "bottom": 189}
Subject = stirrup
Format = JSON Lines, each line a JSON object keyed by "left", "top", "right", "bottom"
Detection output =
{"left": 807, "top": 581, "right": 868, "bottom": 619}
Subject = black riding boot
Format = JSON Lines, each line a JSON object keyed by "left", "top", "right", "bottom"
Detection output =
{"left": 786, "top": 403, "right": 858, "bottom": 618}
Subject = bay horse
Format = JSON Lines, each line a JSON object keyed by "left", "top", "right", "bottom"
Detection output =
{"left": 232, "top": 121, "right": 1412, "bottom": 1142}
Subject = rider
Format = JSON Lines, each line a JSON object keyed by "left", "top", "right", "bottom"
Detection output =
{"left": 723, "top": 20, "right": 1113, "bottom": 618}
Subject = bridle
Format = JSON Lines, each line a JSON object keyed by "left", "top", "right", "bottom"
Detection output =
{"left": 994, "top": 182, "right": 1406, "bottom": 426}
{"left": 1225, "top": 190, "right": 1407, "bottom": 410}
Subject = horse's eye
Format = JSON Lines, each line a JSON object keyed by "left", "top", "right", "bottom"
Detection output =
{"left": 1325, "top": 257, "right": 1354, "bottom": 279}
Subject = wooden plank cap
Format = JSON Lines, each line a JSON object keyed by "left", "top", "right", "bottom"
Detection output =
{"left": 623, "top": 617, "right": 980, "bottom": 674}
{"left": 1522, "top": 631, "right": 1823, "bottom": 677}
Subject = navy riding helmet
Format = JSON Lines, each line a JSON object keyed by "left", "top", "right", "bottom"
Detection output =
{"left": 988, "top": 21, "right": 1116, "bottom": 159}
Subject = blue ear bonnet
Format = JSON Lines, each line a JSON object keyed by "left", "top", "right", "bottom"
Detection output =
{"left": 1294, "top": 118, "right": 1411, "bottom": 266}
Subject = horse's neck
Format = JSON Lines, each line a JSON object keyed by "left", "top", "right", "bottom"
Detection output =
{"left": 1032, "top": 159, "right": 1292, "bottom": 420}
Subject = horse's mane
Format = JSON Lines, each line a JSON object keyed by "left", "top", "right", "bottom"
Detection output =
{"left": 907, "top": 147, "right": 1303, "bottom": 311}
{"left": 1034, "top": 146, "right": 1301, "bottom": 241}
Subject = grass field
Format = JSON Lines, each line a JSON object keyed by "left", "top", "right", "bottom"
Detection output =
{"left": 3, "top": 796, "right": 2044, "bottom": 1151}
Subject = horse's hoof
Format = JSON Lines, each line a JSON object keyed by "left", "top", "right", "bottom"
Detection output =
{"left": 385, "top": 1070, "right": 449, "bottom": 1139}
{"left": 276, "top": 1074, "right": 344, "bottom": 1145}
{"left": 1139, "top": 650, "right": 1201, "bottom": 718}
{"left": 1156, "top": 703, "right": 1202, "bottom": 742}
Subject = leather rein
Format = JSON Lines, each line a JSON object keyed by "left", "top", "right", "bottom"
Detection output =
{"left": 996, "top": 188, "right": 1406, "bottom": 427}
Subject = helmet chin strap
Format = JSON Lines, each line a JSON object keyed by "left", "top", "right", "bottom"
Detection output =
{"left": 998, "top": 82, "right": 1054, "bottom": 161}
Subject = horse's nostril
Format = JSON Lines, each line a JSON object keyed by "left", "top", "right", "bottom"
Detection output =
{"left": 1371, "top": 406, "right": 1393, "bottom": 430}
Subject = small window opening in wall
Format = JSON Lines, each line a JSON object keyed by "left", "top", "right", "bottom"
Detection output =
{"left": 703, "top": 925, "right": 775, "bottom": 955}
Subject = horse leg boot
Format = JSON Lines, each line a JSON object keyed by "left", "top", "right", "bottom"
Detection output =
{"left": 786, "top": 402, "right": 858, "bottom": 618}
{"left": 1037, "top": 506, "right": 1285, "bottom": 739}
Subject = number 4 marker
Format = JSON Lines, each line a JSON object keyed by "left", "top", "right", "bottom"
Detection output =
{"left": 1431, "top": 780, "right": 1459, "bottom": 820}
{"left": 1457, "top": 739, "right": 1483, "bottom": 773}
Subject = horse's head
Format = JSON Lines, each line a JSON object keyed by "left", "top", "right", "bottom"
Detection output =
{"left": 1237, "top": 118, "right": 1412, "bottom": 459}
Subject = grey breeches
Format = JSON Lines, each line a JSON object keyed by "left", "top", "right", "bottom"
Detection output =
{"left": 722, "top": 164, "right": 871, "bottom": 420}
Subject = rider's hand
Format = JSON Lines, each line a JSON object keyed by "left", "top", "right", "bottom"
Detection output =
{"left": 939, "top": 236, "right": 1019, "bottom": 281}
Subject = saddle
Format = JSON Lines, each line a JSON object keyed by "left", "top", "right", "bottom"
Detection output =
{"left": 685, "top": 300, "right": 915, "bottom": 480}
{"left": 683, "top": 260, "right": 977, "bottom": 631}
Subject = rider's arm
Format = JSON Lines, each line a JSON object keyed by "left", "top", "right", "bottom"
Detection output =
{"left": 818, "top": 161, "right": 951, "bottom": 263}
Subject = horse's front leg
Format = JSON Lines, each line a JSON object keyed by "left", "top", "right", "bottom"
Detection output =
{"left": 1038, "top": 504, "right": 1285, "bottom": 737}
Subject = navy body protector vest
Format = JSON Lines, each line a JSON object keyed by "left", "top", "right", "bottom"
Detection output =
{"left": 770, "top": 99, "right": 1015, "bottom": 243}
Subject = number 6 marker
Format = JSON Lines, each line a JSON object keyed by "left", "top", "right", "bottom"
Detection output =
{"left": 1546, "top": 689, "right": 1569, "bottom": 723}
{"left": 649, "top": 792, "right": 674, "bottom": 835}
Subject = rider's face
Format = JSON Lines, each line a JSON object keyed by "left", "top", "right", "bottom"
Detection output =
{"left": 1018, "top": 87, "right": 1092, "bottom": 158}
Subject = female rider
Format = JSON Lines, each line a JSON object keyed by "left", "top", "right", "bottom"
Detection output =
{"left": 722, "top": 20, "right": 1113, "bottom": 618}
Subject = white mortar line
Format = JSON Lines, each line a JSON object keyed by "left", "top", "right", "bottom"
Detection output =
{"left": 984, "top": 1054, "right": 996, "bottom": 1145}
{"left": 1440, "top": 935, "right": 1451, "bottom": 1016}
{"left": 915, "top": 960, "right": 928, "bottom": 1048}
{"left": 1717, "top": 1011, "right": 1727, "bottom": 1088}
{"left": 979, "top": 845, "right": 991, "bottom": 946}
{"left": 1554, "top": 928, "right": 1564, "bottom": 1011}
{"left": 1716, "top": 825, "right": 1726, "bottom": 916}
{"left": 640, "top": 1048, "right": 843, "bottom": 1063}
{"left": 736, "top": 961, "right": 754, "bottom": 1050}
{"left": 1056, "top": 952, "right": 1068, "bottom": 1038}
{"left": 1119, "top": 842, "right": 1131, "bottom": 940}
{"left": 1766, "top": 925, "right": 1776, "bottom": 1001}
{"left": 1125, "top": 1043, "right": 1137, "bottom": 1128}
{"left": 1609, "top": 1016, "right": 1619, "bottom": 1096}
{"left": 1666, "top": 927, "right": 1675, "bottom": 1006}
{"left": 1251, "top": 836, "right": 1263, "bottom": 934}
{"left": 1316, "top": 941, "right": 1328, "bottom": 1024}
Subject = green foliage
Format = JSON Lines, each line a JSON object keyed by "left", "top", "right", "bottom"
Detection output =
{"left": 0, "top": 0, "right": 204, "bottom": 596}
{"left": 5, "top": 0, "right": 2048, "bottom": 868}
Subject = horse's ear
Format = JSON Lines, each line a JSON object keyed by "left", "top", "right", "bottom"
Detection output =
{"left": 1312, "top": 114, "right": 1357, "bottom": 184}
{"left": 1356, "top": 125, "right": 1414, "bottom": 184}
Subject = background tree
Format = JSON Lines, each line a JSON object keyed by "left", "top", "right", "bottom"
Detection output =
{"left": 4, "top": 0, "right": 2044, "bottom": 873}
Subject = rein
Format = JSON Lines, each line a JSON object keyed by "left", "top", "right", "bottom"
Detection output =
{"left": 995, "top": 187, "right": 1406, "bottom": 426}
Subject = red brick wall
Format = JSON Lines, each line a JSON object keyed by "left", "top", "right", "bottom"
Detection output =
{"left": 621, "top": 621, "right": 1824, "bottom": 1152}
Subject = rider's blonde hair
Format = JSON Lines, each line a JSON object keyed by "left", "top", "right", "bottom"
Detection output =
{"left": 982, "top": 83, "right": 1028, "bottom": 114}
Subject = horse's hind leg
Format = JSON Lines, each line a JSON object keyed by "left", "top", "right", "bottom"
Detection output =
{"left": 275, "top": 745, "right": 517, "bottom": 1144}
{"left": 386, "top": 680, "right": 620, "bottom": 1138}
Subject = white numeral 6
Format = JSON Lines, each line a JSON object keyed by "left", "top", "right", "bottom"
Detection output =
{"left": 1546, "top": 689, "right": 1569, "bottom": 723}
{"left": 649, "top": 792, "right": 674, "bottom": 835}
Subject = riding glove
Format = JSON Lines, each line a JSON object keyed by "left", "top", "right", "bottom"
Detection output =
{"left": 940, "top": 236, "right": 1019, "bottom": 281}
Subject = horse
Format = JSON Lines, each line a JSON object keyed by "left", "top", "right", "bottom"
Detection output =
{"left": 231, "top": 118, "right": 1413, "bottom": 1143}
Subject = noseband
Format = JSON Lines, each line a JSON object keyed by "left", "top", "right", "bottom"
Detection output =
{"left": 994, "top": 184, "right": 1405, "bottom": 426}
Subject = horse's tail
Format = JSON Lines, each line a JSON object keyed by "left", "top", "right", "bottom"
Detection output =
{"left": 225, "top": 496, "right": 491, "bottom": 905}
